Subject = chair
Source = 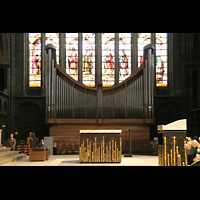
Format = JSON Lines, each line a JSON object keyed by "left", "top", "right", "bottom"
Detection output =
{"left": 27, "top": 132, "right": 50, "bottom": 161}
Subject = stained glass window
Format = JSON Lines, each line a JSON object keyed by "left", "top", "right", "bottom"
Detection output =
{"left": 138, "top": 33, "right": 151, "bottom": 68}
{"left": 82, "top": 33, "right": 95, "bottom": 87}
{"left": 102, "top": 33, "right": 115, "bottom": 87}
{"left": 119, "top": 33, "right": 131, "bottom": 83}
{"left": 29, "top": 33, "right": 41, "bottom": 87}
{"left": 65, "top": 33, "right": 78, "bottom": 81}
{"left": 45, "top": 33, "right": 59, "bottom": 64}
{"left": 156, "top": 33, "right": 168, "bottom": 87}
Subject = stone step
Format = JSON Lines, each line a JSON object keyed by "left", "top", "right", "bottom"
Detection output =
{"left": 0, "top": 147, "right": 11, "bottom": 152}
{"left": 0, "top": 153, "right": 27, "bottom": 165}
{"left": 0, "top": 150, "right": 20, "bottom": 159}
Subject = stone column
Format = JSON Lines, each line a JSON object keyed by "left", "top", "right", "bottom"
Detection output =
{"left": 78, "top": 33, "right": 82, "bottom": 84}
{"left": 115, "top": 33, "right": 119, "bottom": 85}
{"left": 95, "top": 33, "right": 102, "bottom": 85}
{"left": 59, "top": 33, "right": 66, "bottom": 70}
{"left": 22, "top": 33, "right": 27, "bottom": 96}
{"left": 41, "top": 33, "right": 46, "bottom": 95}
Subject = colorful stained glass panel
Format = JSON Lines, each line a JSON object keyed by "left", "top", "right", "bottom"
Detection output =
{"left": 65, "top": 33, "right": 78, "bottom": 81}
{"left": 29, "top": 33, "right": 41, "bottom": 87}
{"left": 102, "top": 33, "right": 115, "bottom": 87}
{"left": 119, "top": 33, "right": 131, "bottom": 83}
{"left": 82, "top": 33, "right": 95, "bottom": 87}
{"left": 156, "top": 33, "right": 168, "bottom": 87}
{"left": 138, "top": 33, "right": 151, "bottom": 68}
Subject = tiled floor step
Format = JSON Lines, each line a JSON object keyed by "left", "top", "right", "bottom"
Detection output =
{"left": 0, "top": 147, "right": 11, "bottom": 152}
{"left": 0, "top": 153, "right": 27, "bottom": 165}
{"left": 0, "top": 150, "right": 20, "bottom": 159}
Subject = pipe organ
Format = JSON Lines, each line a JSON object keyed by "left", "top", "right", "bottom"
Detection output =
{"left": 45, "top": 44, "right": 155, "bottom": 121}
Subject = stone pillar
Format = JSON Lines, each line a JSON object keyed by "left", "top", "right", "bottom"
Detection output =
{"left": 78, "top": 33, "right": 82, "bottom": 84}
{"left": 95, "top": 33, "right": 102, "bottom": 86}
{"left": 41, "top": 33, "right": 46, "bottom": 95}
{"left": 115, "top": 33, "right": 119, "bottom": 85}
{"left": 59, "top": 33, "right": 66, "bottom": 70}
{"left": 131, "top": 33, "right": 138, "bottom": 73}
{"left": 22, "top": 33, "right": 27, "bottom": 96}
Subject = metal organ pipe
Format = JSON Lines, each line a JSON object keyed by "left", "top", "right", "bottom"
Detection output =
{"left": 148, "top": 48, "right": 152, "bottom": 118}
{"left": 64, "top": 81, "right": 66, "bottom": 118}
{"left": 60, "top": 78, "right": 63, "bottom": 118}
{"left": 62, "top": 79, "right": 65, "bottom": 118}
{"left": 151, "top": 53, "right": 154, "bottom": 119}
{"left": 143, "top": 44, "right": 155, "bottom": 119}
{"left": 51, "top": 59, "right": 55, "bottom": 118}
{"left": 48, "top": 49, "right": 52, "bottom": 118}
{"left": 45, "top": 52, "right": 49, "bottom": 118}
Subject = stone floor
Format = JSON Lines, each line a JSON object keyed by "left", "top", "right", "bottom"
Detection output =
{"left": 1, "top": 154, "right": 158, "bottom": 166}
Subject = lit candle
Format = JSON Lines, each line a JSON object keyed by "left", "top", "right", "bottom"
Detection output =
{"left": 168, "top": 154, "right": 170, "bottom": 166}
{"left": 170, "top": 149, "right": 173, "bottom": 166}
{"left": 164, "top": 137, "right": 166, "bottom": 166}
{"left": 179, "top": 154, "right": 182, "bottom": 166}
{"left": 176, "top": 146, "right": 179, "bottom": 156}
{"left": 173, "top": 136, "right": 176, "bottom": 166}
{"left": 184, "top": 141, "right": 188, "bottom": 166}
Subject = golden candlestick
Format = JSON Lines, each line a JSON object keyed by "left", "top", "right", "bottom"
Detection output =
{"left": 170, "top": 149, "right": 173, "bottom": 166}
{"left": 112, "top": 140, "right": 114, "bottom": 162}
{"left": 109, "top": 142, "right": 111, "bottom": 162}
{"left": 106, "top": 145, "right": 108, "bottom": 162}
{"left": 115, "top": 141, "right": 117, "bottom": 162}
{"left": 103, "top": 136, "right": 105, "bottom": 163}
{"left": 79, "top": 136, "right": 122, "bottom": 163}
{"left": 184, "top": 141, "right": 188, "bottom": 166}
{"left": 177, "top": 154, "right": 180, "bottom": 166}
{"left": 164, "top": 137, "right": 166, "bottom": 166}
{"left": 89, "top": 142, "right": 91, "bottom": 162}
{"left": 176, "top": 146, "right": 179, "bottom": 156}
{"left": 177, "top": 154, "right": 181, "bottom": 166}
{"left": 167, "top": 154, "right": 170, "bottom": 166}
{"left": 95, "top": 137, "right": 97, "bottom": 162}
{"left": 173, "top": 136, "right": 176, "bottom": 166}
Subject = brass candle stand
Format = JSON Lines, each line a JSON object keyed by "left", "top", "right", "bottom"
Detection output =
{"left": 79, "top": 136, "right": 122, "bottom": 163}
{"left": 158, "top": 136, "right": 188, "bottom": 166}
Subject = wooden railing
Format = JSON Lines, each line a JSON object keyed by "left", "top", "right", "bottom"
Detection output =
{"left": 45, "top": 44, "right": 155, "bottom": 121}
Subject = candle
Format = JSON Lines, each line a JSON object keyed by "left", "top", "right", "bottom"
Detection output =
{"left": 170, "top": 150, "right": 173, "bottom": 166}
{"left": 184, "top": 141, "right": 188, "bottom": 166}
{"left": 179, "top": 154, "right": 182, "bottom": 166}
{"left": 176, "top": 146, "right": 179, "bottom": 155}
{"left": 173, "top": 136, "right": 176, "bottom": 166}
{"left": 177, "top": 154, "right": 180, "bottom": 166}
{"left": 168, "top": 154, "right": 170, "bottom": 166}
{"left": 164, "top": 137, "right": 166, "bottom": 166}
